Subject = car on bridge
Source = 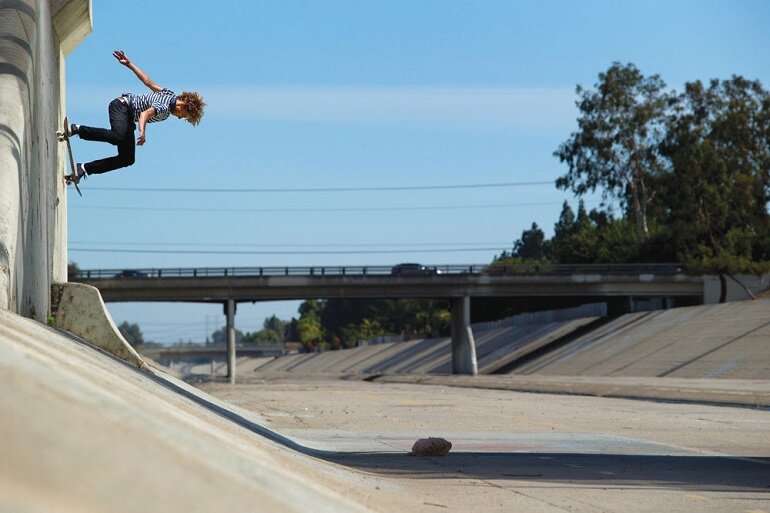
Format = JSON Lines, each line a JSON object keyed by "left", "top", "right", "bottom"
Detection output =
{"left": 114, "top": 269, "right": 149, "bottom": 279}
{"left": 390, "top": 263, "right": 442, "bottom": 275}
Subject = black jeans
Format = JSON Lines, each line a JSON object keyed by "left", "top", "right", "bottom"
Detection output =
{"left": 78, "top": 97, "right": 136, "bottom": 174}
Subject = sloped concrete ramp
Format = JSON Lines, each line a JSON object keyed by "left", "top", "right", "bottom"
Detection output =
{"left": 250, "top": 301, "right": 768, "bottom": 382}
{"left": 253, "top": 313, "right": 599, "bottom": 377}
{"left": 0, "top": 308, "right": 371, "bottom": 513}
{"left": 514, "top": 300, "right": 770, "bottom": 378}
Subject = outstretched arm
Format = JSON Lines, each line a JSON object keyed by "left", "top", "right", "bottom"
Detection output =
{"left": 113, "top": 50, "right": 164, "bottom": 92}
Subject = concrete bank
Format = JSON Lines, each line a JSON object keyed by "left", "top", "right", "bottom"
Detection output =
{"left": 0, "top": 307, "right": 373, "bottom": 513}
{"left": 367, "top": 374, "right": 770, "bottom": 409}
{"left": 231, "top": 299, "right": 770, "bottom": 408}
{"left": 246, "top": 301, "right": 770, "bottom": 382}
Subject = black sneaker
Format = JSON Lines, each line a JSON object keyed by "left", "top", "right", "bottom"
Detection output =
{"left": 68, "top": 163, "right": 87, "bottom": 185}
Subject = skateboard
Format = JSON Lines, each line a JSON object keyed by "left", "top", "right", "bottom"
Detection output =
{"left": 56, "top": 116, "right": 82, "bottom": 197}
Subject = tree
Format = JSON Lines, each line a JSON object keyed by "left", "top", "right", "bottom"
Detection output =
{"left": 262, "top": 315, "right": 286, "bottom": 340}
{"left": 553, "top": 201, "right": 577, "bottom": 239}
{"left": 513, "top": 223, "right": 547, "bottom": 260}
{"left": 118, "top": 321, "right": 145, "bottom": 348}
{"left": 300, "top": 298, "right": 451, "bottom": 348}
{"left": 657, "top": 76, "right": 770, "bottom": 274}
{"left": 210, "top": 326, "right": 245, "bottom": 344}
{"left": 550, "top": 201, "right": 592, "bottom": 262}
{"left": 297, "top": 299, "right": 324, "bottom": 349}
{"left": 339, "top": 318, "right": 384, "bottom": 346}
{"left": 555, "top": 62, "right": 670, "bottom": 239}
{"left": 249, "top": 328, "right": 281, "bottom": 344}
{"left": 67, "top": 262, "right": 81, "bottom": 280}
{"left": 248, "top": 315, "right": 288, "bottom": 344}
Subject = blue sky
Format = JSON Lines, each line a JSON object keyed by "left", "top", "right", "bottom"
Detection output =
{"left": 65, "top": 0, "right": 770, "bottom": 343}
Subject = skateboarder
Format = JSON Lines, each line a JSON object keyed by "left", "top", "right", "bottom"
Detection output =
{"left": 64, "top": 50, "right": 205, "bottom": 180}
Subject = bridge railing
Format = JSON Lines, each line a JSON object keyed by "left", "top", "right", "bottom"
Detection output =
{"left": 71, "top": 263, "right": 685, "bottom": 280}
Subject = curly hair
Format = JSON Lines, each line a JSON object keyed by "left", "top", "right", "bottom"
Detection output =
{"left": 178, "top": 91, "right": 205, "bottom": 126}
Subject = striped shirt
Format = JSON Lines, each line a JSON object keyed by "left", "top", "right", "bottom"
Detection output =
{"left": 125, "top": 89, "right": 176, "bottom": 123}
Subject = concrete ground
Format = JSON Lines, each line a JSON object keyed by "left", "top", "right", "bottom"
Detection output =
{"left": 2, "top": 303, "right": 769, "bottom": 512}
{"left": 198, "top": 375, "right": 770, "bottom": 513}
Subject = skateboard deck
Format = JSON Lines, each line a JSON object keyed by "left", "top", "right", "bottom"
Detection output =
{"left": 57, "top": 116, "right": 82, "bottom": 196}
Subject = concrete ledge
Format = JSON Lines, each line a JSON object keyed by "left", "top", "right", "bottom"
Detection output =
{"left": 53, "top": 0, "right": 93, "bottom": 56}
{"left": 51, "top": 282, "right": 148, "bottom": 370}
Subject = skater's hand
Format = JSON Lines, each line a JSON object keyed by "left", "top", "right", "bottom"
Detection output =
{"left": 114, "top": 50, "right": 163, "bottom": 92}
{"left": 113, "top": 50, "right": 130, "bottom": 66}
{"left": 137, "top": 108, "right": 154, "bottom": 146}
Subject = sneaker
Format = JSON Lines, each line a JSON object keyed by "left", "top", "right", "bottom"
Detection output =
{"left": 70, "top": 163, "right": 87, "bottom": 184}
{"left": 63, "top": 116, "right": 78, "bottom": 138}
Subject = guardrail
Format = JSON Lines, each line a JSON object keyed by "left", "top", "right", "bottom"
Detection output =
{"left": 71, "top": 263, "right": 686, "bottom": 280}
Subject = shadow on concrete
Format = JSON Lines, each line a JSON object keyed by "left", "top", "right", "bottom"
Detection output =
{"left": 161, "top": 370, "right": 770, "bottom": 493}
{"left": 324, "top": 452, "right": 770, "bottom": 492}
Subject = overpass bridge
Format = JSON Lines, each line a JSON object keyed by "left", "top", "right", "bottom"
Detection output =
{"left": 73, "top": 263, "right": 702, "bottom": 381}
{"left": 73, "top": 263, "right": 699, "bottom": 302}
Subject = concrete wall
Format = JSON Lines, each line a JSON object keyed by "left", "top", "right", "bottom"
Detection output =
{"left": 0, "top": 0, "right": 91, "bottom": 321}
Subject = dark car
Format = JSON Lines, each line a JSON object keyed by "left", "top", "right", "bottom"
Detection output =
{"left": 390, "top": 263, "right": 441, "bottom": 275}
{"left": 114, "top": 269, "right": 148, "bottom": 279}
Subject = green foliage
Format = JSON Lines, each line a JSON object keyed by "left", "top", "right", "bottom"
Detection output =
{"left": 67, "top": 262, "right": 80, "bottom": 280}
{"left": 554, "top": 62, "right": 670, "bottom": 239}
{"left": 683, "top": 254, "right": 770, "bottom": 276}
{"left": 496, "top": 201, "right": 649, "bottom": 265}
{"left": 248, "top": 327, "right": 282, "bottom": 344}
{"left": 294, "top": 298, "right": 451, "bottom": 349}
{"left": 323, "top": 298, "right": 451, "bottom": 346}
{"left": 656, "top": 76, "right": 770, "bottom": 267}
{"left": 297, "top": 299, "right": 324, "bottom": 350}
{"left": 338, "top": 318, "right": 384, "bottom": 348}
{"left": 210, "top": 326, "right": 246, "bottom": 344}
{"left": 513, "top": 223, "right": 547, "bottom": 260}
{"left": 544, "top": 63, "right": 770, "bottom": 276}
{"left": 118, "top": 321, "right": 145, "bottom": 348}
{"left": 246, "top": 315, "right": 287, "bottom": 345}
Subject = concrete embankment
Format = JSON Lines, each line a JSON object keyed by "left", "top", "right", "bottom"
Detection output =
{"left": 237, "top": 300, "right": 770, "bottom": 407}
{"left": 0, "top": 307, "right": 372, "bottom": 513}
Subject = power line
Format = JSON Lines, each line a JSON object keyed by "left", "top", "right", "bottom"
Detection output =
{"left": 70, "top": 200, "right": 564, "bottom": 213}
{"left": 69, "top": 246, "right": 506, "bottom": 255}
{"left": 72, "top": 240, "right": 510, "bottom": 248}
{"left": 81, "top": 180, "right": 554, "bottom": 194}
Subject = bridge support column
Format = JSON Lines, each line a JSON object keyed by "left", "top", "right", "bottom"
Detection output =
{"left": 451, "top": 296, "right": 477, "bottom": 375}
{"left": 225, "top": 299, "right": 236, "bottom": 383}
